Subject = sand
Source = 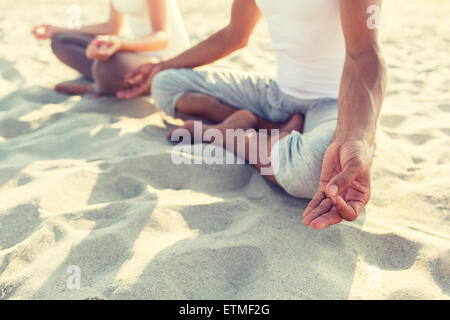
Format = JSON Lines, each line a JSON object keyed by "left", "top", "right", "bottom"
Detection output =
{"left": 0, "top": 0, "right": 449, "bottom": 299}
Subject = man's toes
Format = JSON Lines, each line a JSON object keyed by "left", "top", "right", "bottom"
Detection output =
{"left": 167, "top": 128, "right": 178, "bottom": 141}
{"left": 280, "top": 114, "right": 304, "bottom": 133}
{"left": 167, "top": 121, "right": 198, "bottom": 143}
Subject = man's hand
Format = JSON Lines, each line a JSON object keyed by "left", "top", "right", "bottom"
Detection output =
{"left": 116, "top": 62, "right": 165, "bottom": 99}
{"left": 302, "top": 0, "right": 386, "bottom": 229}
{"left": 303, "top": 140, "right": 372, "bottom": 229}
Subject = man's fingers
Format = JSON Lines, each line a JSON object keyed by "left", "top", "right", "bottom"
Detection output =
{"left": 124, "top": 70, "right": 142, "bottom": 84}
{"left": 133, "top": 82, "right": 150, "bottom": 97}
{"left": 326, "top": 157, "right": 363, "bottom": 197}
{"left": 303, "top": 197, "right": 334, "bottom": 226}
{"left": 303, "top": 191, "right": 325, "bottom": 218}
{"left": 309, "top": 209, "right": 343, "bottom": 229}
{"left": 333, "top": 195, "right": 359, "bottom": 221}
{"left": 116, "top": 89, "right": 128, "bottom": 99}
{"left": 117, "top": 82, "right": 149, "bottom": 99}
{"left": 117, "top": 85, "right": 138, "bottom": 99}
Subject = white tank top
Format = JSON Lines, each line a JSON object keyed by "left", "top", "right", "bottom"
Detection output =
{"left": 256, "top": 0, "right": 345, "bottom": 99}
{"left": 111, "top": 0, "right": 190, "bottom": 59}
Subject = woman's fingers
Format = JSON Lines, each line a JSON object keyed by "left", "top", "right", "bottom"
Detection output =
{"left": 32, "top": 25, "right": 49, "bottom": 39}
{"left": 85, "top": 41, "right": 98, "bottom": 59}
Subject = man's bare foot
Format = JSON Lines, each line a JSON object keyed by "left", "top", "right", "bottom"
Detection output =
{"left": 168, "top": 109, "right": 259, "bottom": 143}
{"left": 280, "top": 113, "right": 304, "bottom": 133}
{"left": 54, "top": 82, "right": 93, "bottom": 95}
{"left": 167, "top": 111, "right": 303, "bottom": 144}
{"left": 167, "top": 120, "right": 206, "bottom": 143}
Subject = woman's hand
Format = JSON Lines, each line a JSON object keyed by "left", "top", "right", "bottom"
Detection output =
{"left": 86, "top": 35, "right": 122, "bottom": 61}
{"left": 32, "top": 24, "right": 60, "bottom": 40}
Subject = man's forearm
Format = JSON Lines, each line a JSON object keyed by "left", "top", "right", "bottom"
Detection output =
{"left": 161, "top": 27, "right": 246, "bottom": 71}
{"left": 157, "top": 0, "right": 261, "bottom": 71}
{"left": 335, "top": 47, "right": 387, "bottom": 146}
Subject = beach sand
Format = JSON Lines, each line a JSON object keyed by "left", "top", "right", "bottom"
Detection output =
{"left": 0, "top": 0, "right": 449, "bottom": 299}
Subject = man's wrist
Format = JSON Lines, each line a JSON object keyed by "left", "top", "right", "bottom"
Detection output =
{"left": 158, "top": 59, "right": 175, "bottom": 72}
{"left": 332, "top": 133, "right": 375, "bottom": 168}
{"left": 334, "top": 126, "right": 375, "bottom": 147}
{"left": 157, "top": 60, "right": 168, "bottom": 71}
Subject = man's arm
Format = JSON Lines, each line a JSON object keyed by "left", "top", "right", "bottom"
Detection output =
{"left": 336, "top": 0, "right": 387, "bottom": 147}
{"left": 117, "top": 0, "right": 261, "bottom": 99}
{"left": 303, "top": 0, "right": 387, "bottom": 229}
{"left": 162, "top": 0, "right": 261, "bottom": 69}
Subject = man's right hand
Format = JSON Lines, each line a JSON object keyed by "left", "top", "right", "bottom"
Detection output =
{"left": 116, "top": 62, "right": 165, "bottom": 99}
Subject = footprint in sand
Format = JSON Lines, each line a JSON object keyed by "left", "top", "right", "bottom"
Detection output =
{"left": 438, "top": 103, "right": 450, "bottom": 113}
{"left": 431, "top": 249, "right": 450, "bottom": 294}
{"left": 71, "top": 171, "right": 146, "bottom": 205}
{"left": 440, "top": 128, "right": 450, "bottom": 137}
{"left": 411, "top": 157, "right": 426, "bottom": 165}
{"left": 361, "top": 233, "right": 420, "bottom": 270}
{"left": 113, "top": 176, "right": 145, "bottom": 200}
{"left": 115, "top": 153, "right": 253, "bottom": 193}
{"left": 16, "top": 173, "right": 32, "bottom": 186}
{"left": 0, "top": 119, "right": 31, "bottom": 139}
{"left": 180, "top": 199, "right": 250, "bottom": 234}
{"left": 0, "top": 203, "right": 42, "bottom": 250}
{"left": 0, "top": 59, "right": 25, "bottom": 85}
{"left": 85, "top": 296, "right": 107, "bottom": 300}
{"left": 380, "top": 114, "right": 406, "bottom": 128}
{"left": 81, "top": 202, "right": 133, "bottom": 229}
{"left": 388, "top": 288, "right": 428, "bottom": 300}
{"left": 20, "top": 86, "right": 69, "bottom": 104}
{"left": 156, "top": 245, "right": 268, "bottom": 299}
{"left": 0, "top": 284, "right": 15, "bottom": 300}
{"left": 405, "top": 133, "right": 434, "bottom": 146}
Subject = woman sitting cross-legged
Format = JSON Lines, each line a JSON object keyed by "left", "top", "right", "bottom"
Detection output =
{"left": 32, "top": 0, "right": 189, "bottom": 95}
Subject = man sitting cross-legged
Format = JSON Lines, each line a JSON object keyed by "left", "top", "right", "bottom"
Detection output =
{"left": 117, "top": 0, "right": 387, "bottom": 229}
{"left": 167, "top": 110, "right": 304, "bottom": 184}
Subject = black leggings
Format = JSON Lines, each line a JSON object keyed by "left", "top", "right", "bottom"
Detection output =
{"left": 51, "top": 32, "right": 157, "bottom": 94}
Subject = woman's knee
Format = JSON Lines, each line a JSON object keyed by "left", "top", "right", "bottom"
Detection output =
{"left": 50, "top": 33, "right": 69, "bottom": 56}
{"left": 92, "top": 57, "right": 126, "bottom": 94}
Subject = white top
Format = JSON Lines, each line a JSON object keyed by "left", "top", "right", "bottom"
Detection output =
{"left": 256, "top": 0, "right": 345, "bottom": 99}
{"left": 112, "top": 0, "right": 190, "bottom": 59}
